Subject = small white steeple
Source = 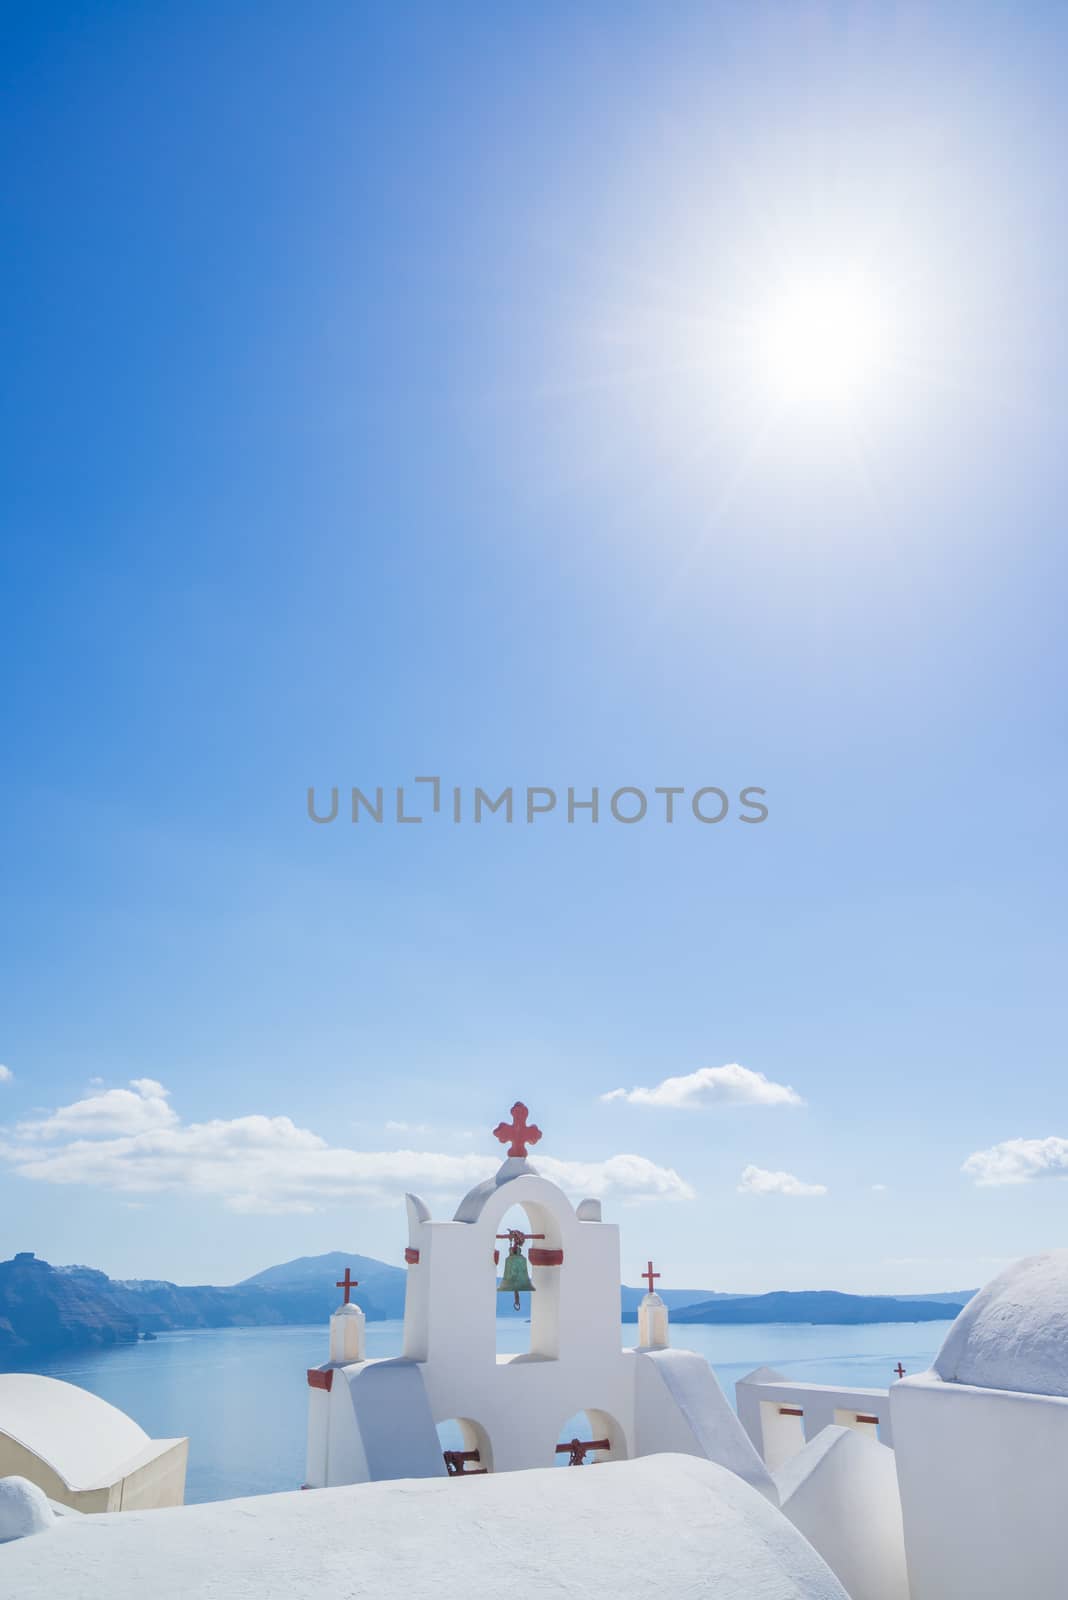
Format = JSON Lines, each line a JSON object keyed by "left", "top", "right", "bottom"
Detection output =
{"left": 636, "top": 1260, "right": 669, "bottom": 1349}
{"left": 329, "top": 1301, "right": 366, "bottom": 1364}
{"left": 328, "top": 1267, "right": 366, "bottom": 1364}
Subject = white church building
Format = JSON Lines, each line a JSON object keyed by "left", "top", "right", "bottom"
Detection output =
{"left": 5, "top": 1099, "right": 1068, "bottom": 1600}
{"left": 305, "top": 1101, "right": 774, "bottom": 1489}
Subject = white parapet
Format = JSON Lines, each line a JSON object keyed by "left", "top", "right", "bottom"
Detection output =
{"left": 633, "top": 1348, "right": 776, "bottom": 1502}
{"left": 774, "top": 1425, "right": 909, "bottom": 1600}
{"left": 736, "top": 1368, "right": 892, "bottom": 1472}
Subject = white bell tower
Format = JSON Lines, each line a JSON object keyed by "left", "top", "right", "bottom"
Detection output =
{"left": 306, "top": 1099, "right": 772, "bottom": 1497}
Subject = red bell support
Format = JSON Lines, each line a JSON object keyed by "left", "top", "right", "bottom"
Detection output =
{"left": 443, "top": 1448, "right": 486, "bottom": 1477}
{"left": 555, "top": 1437, "right": 611, "bottom": 1466}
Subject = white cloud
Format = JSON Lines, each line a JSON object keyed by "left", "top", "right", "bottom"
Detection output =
{"left": 962, "top": 1137, "right": 1068, "bottom": 1187}
{"left": 0, "top": 1083, "right": 694, "bottom": 1214}
{"left": 16, "top": 1079, "right": 177, "bottom": 1141}
{"left": 738, "top": 1164, "right": 827, "bottom": 1198}
{"left": 539, "top": 1153, "right": 695, "bottom": 1204}
{"left": 130, "top": 1077, "right": 169, "bottom": 1099}
{"left": 871, "top": 1183, "right": 888, "bottom": 1192}
{"left": 603, "top": 1063, "right": 802, "bottom": 1110}
{"left": 0, "top": 1065, "right": 12, "bottom": 1084}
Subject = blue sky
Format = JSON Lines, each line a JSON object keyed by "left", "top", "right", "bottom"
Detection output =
{"left": 2, "top": 2, "right": 1066, "bottom": 1293}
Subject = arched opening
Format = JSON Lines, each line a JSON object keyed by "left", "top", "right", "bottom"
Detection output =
{"left": 436, "top": 1417, "right": 493, "bottom": 1477}
{"left": 494, "top": 1203, "right": 535, "bottom": 1351}
{"left": 554, "top": 1407, "right": 626, "bottom": 1467}
{"left": 493, "top": 1201, "right": 562, "bottom": 1360}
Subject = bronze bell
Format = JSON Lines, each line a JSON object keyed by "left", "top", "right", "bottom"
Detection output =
{"left": 498, "top": 1247, "right": 535, "bottom": 1310}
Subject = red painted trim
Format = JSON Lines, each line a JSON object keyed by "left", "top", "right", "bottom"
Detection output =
{"left": 405, "top": 1247, "right": 420, "bottom": 1264}
{"left": 307, "top": 1367, "right": 334, "bottom": 1391}
{"left": 529, "top": 1247, "right": 564, "bottom": 1266}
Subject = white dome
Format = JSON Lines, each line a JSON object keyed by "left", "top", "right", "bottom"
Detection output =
{"left": 0, "top": 1476, "right": 54, "bottom": 1543}
{"left": 934, "top": 1250, "right": 1068, "bottom": 1397}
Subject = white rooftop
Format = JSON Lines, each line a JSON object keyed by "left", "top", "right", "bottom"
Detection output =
{"left": 0, "top": 1375, "right": 155, "bottom": 1491}
{"left": 0, "top": 1454, "right": 848, "bottom": 1600}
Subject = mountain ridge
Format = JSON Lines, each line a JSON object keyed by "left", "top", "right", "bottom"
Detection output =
{"left": 0, "top": 1252, "right": 400, "bottom": 1355}
{"left": 0, "top": 1250, "right": 974, "bottom": 1356}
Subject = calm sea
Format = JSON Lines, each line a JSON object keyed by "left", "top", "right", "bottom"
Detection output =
{"left": 6, "top": 1318, "right": 952, "bottom": 1503}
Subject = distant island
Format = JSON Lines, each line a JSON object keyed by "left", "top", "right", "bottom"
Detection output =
{"left": 622, "top": 1289, "right": 971, "bottom": 1326}
{"left": 0, "top": 1250, "right": 974, "bottom": 1356}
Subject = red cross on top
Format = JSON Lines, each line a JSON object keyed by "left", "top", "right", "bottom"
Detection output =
{"left": 493, "top": 1101, "right": 542, "bottom": 1158}
{"left": 642, "top": 1260, "right": 661, "bottom": 1294}
{"left": 335, "top": 1268, "right": 359, "bottom": 1304}
{"left": 894, "top": 1362, "right": 906, "bottom": 1380}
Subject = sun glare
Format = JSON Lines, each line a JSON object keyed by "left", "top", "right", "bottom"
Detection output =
{"left": 753, "top": 269, "right": 889, "bottom": 414}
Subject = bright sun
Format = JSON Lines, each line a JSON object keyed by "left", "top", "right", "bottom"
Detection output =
{"left": 753, "top": 268, "right": 889, "bottom": 413}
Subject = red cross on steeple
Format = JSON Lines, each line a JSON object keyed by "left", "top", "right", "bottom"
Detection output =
{"left": 493, "top": 1101, "right": 542, "bottom": 1159}
{"left": 642, "top": 1260, "right": 661, "bottom": 1294}
{"left": 335, "top": 1268, "right": 359, "bottom": 1304}
{"left": 894, "top": 1362, "right": 906, "bottom": 1380}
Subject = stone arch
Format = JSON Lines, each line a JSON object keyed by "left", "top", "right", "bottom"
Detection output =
{"left": 553, "top": 1405, "right": 628, "bottom": 1466}
{"left": 463, "top": 1182, "right": 566, "bottom": 1252}
{"left": 436, "top": 1416, "right": 494, "bottom": 1476}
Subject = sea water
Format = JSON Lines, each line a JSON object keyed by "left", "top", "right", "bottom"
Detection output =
{"left": 4, "top": 1318, "right": 952, "bottom": 1503}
